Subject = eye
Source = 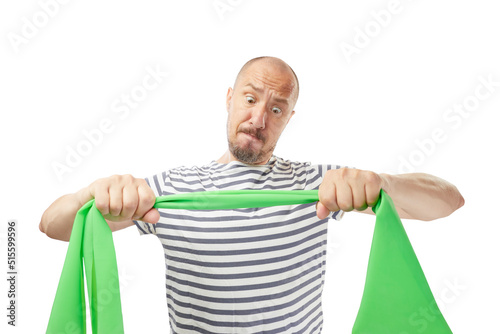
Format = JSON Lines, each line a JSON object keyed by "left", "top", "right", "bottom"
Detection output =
{"left": 246, "top": 96, "right": 255, "bottom": 104}
{"left": 272, "top": 107, "right": 282, "bottom": 114}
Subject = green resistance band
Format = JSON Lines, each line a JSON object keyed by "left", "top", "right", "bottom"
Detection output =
{"left": 352, "top": 190, "right": 452, "bottom": 333}
{"left": 46, "top": 190, "right": 452, "bottom": 333}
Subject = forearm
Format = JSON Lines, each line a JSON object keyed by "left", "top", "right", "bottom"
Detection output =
{"left": 39, "top": 188, "right": 91, "bottom": 242}
{"left": 380, "top": 173, "right": 464, "bottom": 221}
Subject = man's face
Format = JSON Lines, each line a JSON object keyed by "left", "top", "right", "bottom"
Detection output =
{"left": 225, "top": 62, "right": 297, "bottom": 165}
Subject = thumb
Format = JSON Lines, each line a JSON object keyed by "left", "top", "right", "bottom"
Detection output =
{"left": 140, "top": 208, "right": 160, "bottom": 224}
{"left": 316, "top": 202, "right": 331, "bottom": 220}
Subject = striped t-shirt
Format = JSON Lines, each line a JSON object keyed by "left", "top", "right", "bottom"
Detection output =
{"left": 134, "top": 155, "right": 344, "bottom": 333}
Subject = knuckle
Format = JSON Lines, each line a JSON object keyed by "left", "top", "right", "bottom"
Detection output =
{"left": 122, "top": 199, "right": 137, "bottom": 212}
{"left": 364, "top": 171, "right": 379, "bottom": 184}
{"left": 339, "top": 167, "right": 350, "bottom": 178}
{"left": 333, "top": 167, "right": 354, "bottom": 181}
{"left": 367, "top": 189, "right": 381, "bottom": 205}
{"left": 143, "top": 194, "right": 156, "bottom": 208}
{"left": 138, "top": 183, "right": 155, "bottom": 203}
{"left": 353, "top": 200, "right": 367, "bottom": 211}
{"left": 109, "top": 198, "right": 122, "bottom": 213}
{"left": 91, "top": 177, "right": 107, "bottom": 191}
{"left": 337, "top": 198, "right": 353, "bottom": 211}
{"left": 326, "top": 168, "right": 340, "bottom": 179}
{"left": 318, "top": 181, "right": 327, "bottom": 193}
{"left": 108, "top": 174, "right": 134, "bottom": 184}
{"left": 367, "top": 198, "right": 378, "bottom": 207}
{"left": 94, "top": 199, "right": 108, "bottom": 212}
{"left": 136, "top": 178, "right": 148, "bottom": 186}
{"left": 109, "top": 204, "right": 122, "bottom": 216}
{"left": 122, "top": 174, "right": 134, "bottom": 183}
{"left": 321, "top": 197, "right": 337, "bottom": 212}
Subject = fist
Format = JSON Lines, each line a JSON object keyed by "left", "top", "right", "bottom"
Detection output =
{"left": 87, "top": 174, "right": 159, "bottom": 224}
{"left": 316, "top": 168, "right": 385, "bottom": 219}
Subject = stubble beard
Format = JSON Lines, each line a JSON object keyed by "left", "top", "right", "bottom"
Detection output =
{"left": 228, "top": 139, "right": 275, "bottom": 165}
{"left": 227, "top": 125, "right": 275, "bottom": 165}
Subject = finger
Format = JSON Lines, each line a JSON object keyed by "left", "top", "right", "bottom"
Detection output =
{"left": 141, "top": 208, "right": 160, "bottom": 224}
{"left": 134, "top": 183, "right": 156, "bottom": 219}
{"left": 336, "top": 180, "right": 353, "bottom": 211}
{"left": 318, "top": 181, "right": 340, "bottom": 213}
{"left": 351, "top": 180, "right": 368, "bottom": 211}
{"left": 121, "top": 183, "right": 139, "bottom": 220}
{"left": 108, "top": 183, "right": 123, "bottom": 217}
{"left": 92, "top": 181, "right": 110, "bottom": 216}
{"left": 365, "top": 180, "right": 381, "bottom": 207}
{"left": 316, "top": 202, "right": 331, "bottom": 220}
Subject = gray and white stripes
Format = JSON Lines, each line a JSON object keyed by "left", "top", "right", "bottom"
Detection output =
{"left": 134, "top": 156, "right": 343, "bottom": 333}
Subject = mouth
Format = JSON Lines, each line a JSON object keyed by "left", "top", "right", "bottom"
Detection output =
{"left": 240, "top": 131, "right": 264, "bottom": 143}
{"left": 243, "top": 132, "right": 257, "bottom": 139}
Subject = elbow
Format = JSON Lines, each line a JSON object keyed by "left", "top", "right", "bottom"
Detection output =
{"left": 39, "top": 211, "right": 70, "bottom": 242}
{"left": 457, "top": 192, "right": 465, "bottom": 211}
{"left": 451, "top": 185, "right": 465, "bottom": 212}
{"left": 39, "top": 221, "right": 45, "bottom": 234}
{"left": 442, "top": 186, "right": 465, "bottom": 218}
{"left": 39, "top": 213, "right": 54, "bottom": 238}
{"left": 39, "top": 211, "right": 49, "bottom": 235}
{"left": 424, "top": 186, "right": 464, "bottom": 221}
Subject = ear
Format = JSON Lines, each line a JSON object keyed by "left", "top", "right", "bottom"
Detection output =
{"left": 226, "top": 87, "right": 233, "bottom": 112}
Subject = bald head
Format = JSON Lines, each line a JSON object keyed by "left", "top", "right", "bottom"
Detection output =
{"left": 234, "top": 56, "right": 299, "bottom": 106}
{"left": 221, "top": 56, "right": 298, "bottom": 165}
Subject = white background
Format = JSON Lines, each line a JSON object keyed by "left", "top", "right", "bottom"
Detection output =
{"left": 1, "top": 0, "right": 499, "bottom": 332}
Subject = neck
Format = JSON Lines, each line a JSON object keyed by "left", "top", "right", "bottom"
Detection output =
{"left": 216, "top": 150, "right": 271, "bottom": 165}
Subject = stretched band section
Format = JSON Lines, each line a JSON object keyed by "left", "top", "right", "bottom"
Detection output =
{"left": 154, "top": 189, "right": 320, "bottom": 210}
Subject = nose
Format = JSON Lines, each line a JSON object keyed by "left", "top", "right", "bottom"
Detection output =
{"left": 249, "top": 104, "right": 266, "bottom": 129}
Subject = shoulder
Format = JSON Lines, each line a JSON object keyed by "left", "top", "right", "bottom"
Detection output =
{"left": 272, "top": 156, "right": 311, "bottom": 169}
{"left": 272, "top": 156, "right": 345, "bottom": 175}
{"left": 143, "top": 160, "right": 218, "bottom": 196}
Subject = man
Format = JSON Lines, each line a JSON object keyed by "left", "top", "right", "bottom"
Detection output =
{"left": 40, "top": 56, "right": 464, "bottom": 333}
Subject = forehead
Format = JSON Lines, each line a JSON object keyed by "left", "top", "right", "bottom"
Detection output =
{"left": 237, "top": 62, "right": 296, "bottom": 98}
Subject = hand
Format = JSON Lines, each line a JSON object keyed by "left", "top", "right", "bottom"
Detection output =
{"left": 316, "top": 168, "right": 386, "bottom": 219}
{"left": 80, "top": 174, "right": 159, "bottom": 224}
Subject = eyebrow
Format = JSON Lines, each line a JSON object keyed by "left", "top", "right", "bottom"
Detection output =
{"left": 244, "top": 83, "right": 290, "bottom": 105}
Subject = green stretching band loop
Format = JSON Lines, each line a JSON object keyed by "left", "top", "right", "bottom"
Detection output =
{"left": 46, "top": 190, "right": 452, "bottom": 333}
